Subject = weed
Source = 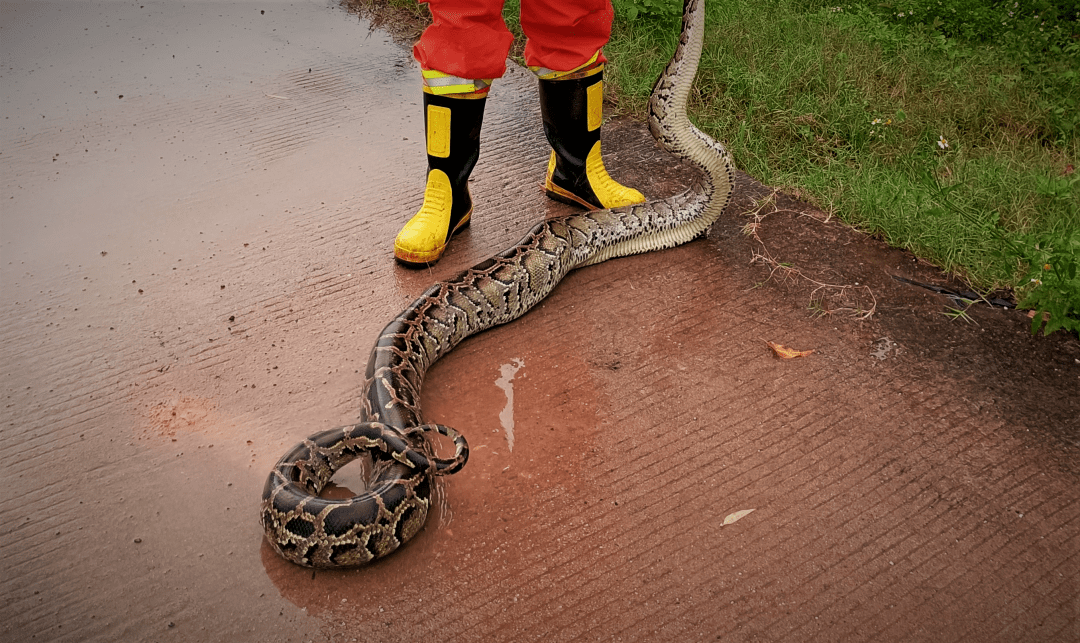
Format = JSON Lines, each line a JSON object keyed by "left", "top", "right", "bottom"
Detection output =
{"left": 943, "top": 304, "right": 978, "bottom": 324}
{"left": 1005, "top": 228, "right": 1080, "bottom": 334}
{"left": 613, "top": 0, "right": 682, "bottom": 20}
{"left": 741, "top": 191, "right": 878, "bottom": 319}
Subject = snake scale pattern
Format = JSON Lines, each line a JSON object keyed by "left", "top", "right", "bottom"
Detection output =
{"left": 261, "top": 0, "right": 733, "bottom": 568}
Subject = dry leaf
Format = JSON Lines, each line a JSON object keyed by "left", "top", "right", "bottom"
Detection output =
{"left": 722, "top": 509, "right": 755, "bottom": 526}
{"left": 766, "top": 341, "right": 814, "bottom": 359}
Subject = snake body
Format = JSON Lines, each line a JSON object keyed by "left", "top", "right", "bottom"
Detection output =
{"left": 261, "top": 0, "right": 733, "bottom": 568}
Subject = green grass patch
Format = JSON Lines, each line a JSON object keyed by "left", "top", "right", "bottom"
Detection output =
{"left": 602, "top": 0, "right": 1079, "bottom": 333}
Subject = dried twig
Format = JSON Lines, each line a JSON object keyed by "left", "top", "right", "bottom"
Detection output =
{"left": 742, "top": 190, "right": 877, "bottom": 320}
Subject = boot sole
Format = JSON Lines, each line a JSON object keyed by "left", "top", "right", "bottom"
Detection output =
{"left": 544, "top": 182, "right": 598, "bottom": 210}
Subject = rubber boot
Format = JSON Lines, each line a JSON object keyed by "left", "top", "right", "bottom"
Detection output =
{"left": 394, "top": 92, "right": 486, "bottom": 265}
{"left": 538, "top": 66, "right": 645, "bottom": 210}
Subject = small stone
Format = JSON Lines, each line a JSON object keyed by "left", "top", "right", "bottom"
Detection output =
{"left": 134, "top": 538, "right": 142, "bottom": 543}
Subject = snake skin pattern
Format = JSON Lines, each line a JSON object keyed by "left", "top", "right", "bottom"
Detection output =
{"left": 261, "top": 0, "right": 734, "bottom": 568}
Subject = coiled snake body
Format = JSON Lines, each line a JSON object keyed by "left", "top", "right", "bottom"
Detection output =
{"left": 261, "top": 0, "right": 733, "bottom": 568}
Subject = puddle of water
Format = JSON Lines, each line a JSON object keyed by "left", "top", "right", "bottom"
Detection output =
{"left": 494, "top": 358, "right": 525, "bottom": 452}
{"left": 871, "top": 336, "right": 897, "bottom": 360}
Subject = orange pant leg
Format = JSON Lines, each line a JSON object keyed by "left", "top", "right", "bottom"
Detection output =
{"left": 412, "top": 0, "right": 515, "bottom": 80}
{"left": 412, "top": 0, "right": 613, "bottom": 79}
{"left": 519, "top": 0, "right": 612, "bottom": 72}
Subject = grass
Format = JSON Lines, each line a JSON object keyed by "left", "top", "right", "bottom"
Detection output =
{"left": 606, "top": 2, "right": 1076, "bottom": 273}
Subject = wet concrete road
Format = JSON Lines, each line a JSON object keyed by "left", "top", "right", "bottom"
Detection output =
{"left": 2, "top": 1, "right": 1078, "bottom": 642}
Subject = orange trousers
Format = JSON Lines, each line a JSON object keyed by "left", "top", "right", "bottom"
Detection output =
{"left": 412, "top": 0, "right": 614, "bottom": 80}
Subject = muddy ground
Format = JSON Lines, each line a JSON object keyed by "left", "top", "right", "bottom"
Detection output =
{"left": 1, "top": 1, "right": 1077, "bottom": 642}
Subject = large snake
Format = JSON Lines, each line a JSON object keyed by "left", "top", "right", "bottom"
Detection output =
{"left": 261, "top": 0, "right": 733, "bottom": 568}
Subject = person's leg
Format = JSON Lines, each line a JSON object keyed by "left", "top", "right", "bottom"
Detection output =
{"left": 412, "top": 0, "right": 515, "bottom": 80}
{"left": 395, "top": 0, "right": 512, "bottom": 265}
{"left": 521, "top": 0, "right": 644, "bottom": 209}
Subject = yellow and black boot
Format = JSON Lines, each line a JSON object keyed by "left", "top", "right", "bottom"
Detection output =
{"left": 394, "top": 91, "right": 487, "bottom": 265}
{"left": 538, "top": 64, "right": 645, "bottom": 210}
